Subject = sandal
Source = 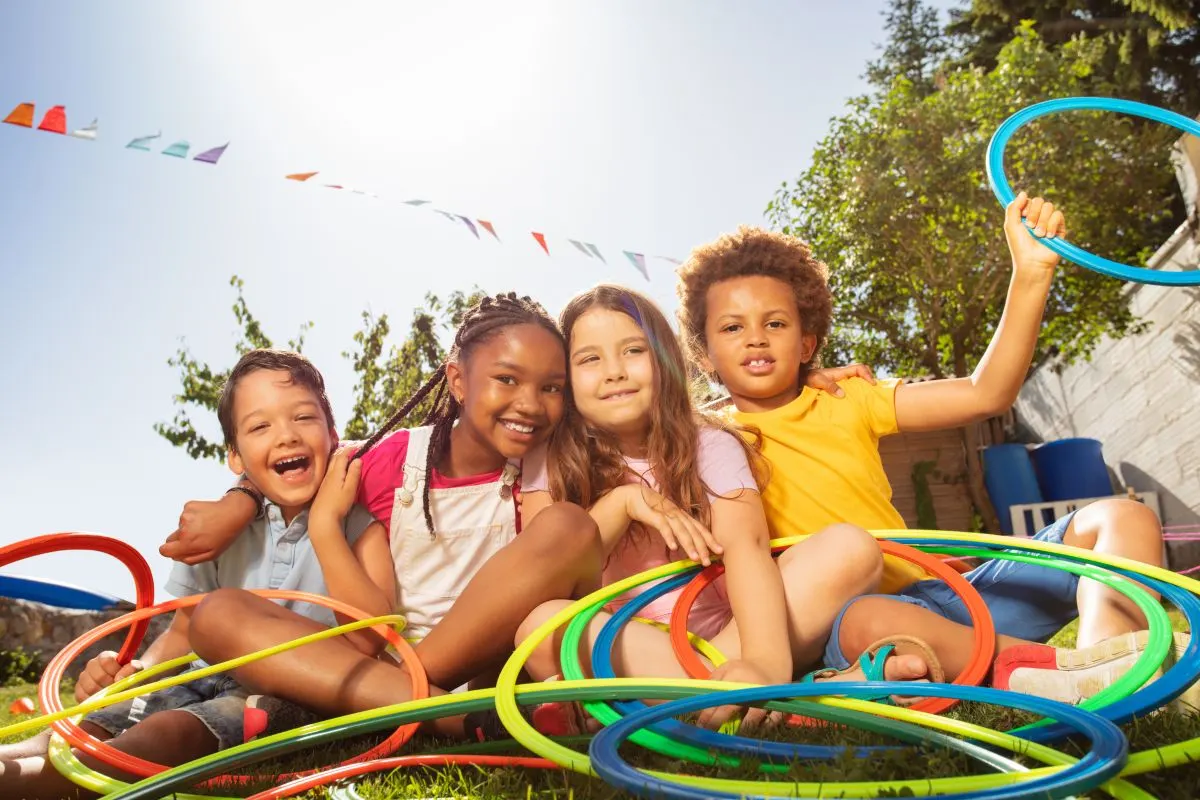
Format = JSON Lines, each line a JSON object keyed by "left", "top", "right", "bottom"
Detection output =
{"left": 800, "top": 635, "right": 945, "bottom": 707}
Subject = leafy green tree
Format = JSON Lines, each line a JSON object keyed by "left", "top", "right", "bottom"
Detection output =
{"left": 155, "top": 276, "right": 478, "bottom": 459}
{"left": 946, "top": 0, "right": 1200, "bottom": 112}
{"left": 866, "top": 0, "right": 950, "bottom": 97}
{"left": 767, "top": 26, "right": 1176, "bottom": 529}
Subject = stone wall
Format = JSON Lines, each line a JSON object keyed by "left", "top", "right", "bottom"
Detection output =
{"left": 0, "top": 597, "right": 169, "bottom": 679}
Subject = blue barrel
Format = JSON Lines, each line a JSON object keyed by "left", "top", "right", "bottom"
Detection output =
{"left": 982, "top": 444, "right": 1044, "bottom": 534}
{"left": 1031, "top": 437, "right": 1112, "bottom": 501}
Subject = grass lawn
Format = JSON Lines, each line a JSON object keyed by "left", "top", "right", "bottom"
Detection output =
{"left": 3, "top": 613, "right": 1200, "bottom": 799}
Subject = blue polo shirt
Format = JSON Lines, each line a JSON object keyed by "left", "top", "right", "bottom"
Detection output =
{"left": 165, "top": 501, "right": 375, "bottom": 626}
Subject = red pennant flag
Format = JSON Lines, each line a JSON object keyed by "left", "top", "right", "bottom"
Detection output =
{"left": 285, "top": 171, "right": 318, "bottom": 181}
{"left": 478, "top": 220, "right": 500, "bottom": 241}
{"left": 36, "top": 106, "right": 66, "bottom": 134}
{"left": 531, "top": 232, "right": 549, "bottom": 255}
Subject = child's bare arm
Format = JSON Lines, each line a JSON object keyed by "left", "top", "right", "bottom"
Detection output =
{"left": 894, "top": 193, "right": 1063, "bottom": 432}
{"left": 309, "top": 450, "right": 397, "bottom": 656}
{"left": 159, "top": 482, "right": 259, "bottom": 565}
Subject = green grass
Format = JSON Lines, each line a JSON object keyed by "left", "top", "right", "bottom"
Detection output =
{"left": 5, "top": 616, "right": 1200, "bottom": 799}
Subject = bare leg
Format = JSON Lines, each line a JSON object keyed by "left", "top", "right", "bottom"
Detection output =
{"left": 1064, "top": 499, "right": 1163, "bottom": 646}
{"left": 190, "top": 502, "right": 601, "bottom": 739}
{"left": 837, "top": 596, "right": 1032, "bottom": 680}
{"left": 0, "top": 714, "right": 213, "bottom": 800}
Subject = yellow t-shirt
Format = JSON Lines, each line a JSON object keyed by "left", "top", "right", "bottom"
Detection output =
{"left": 731, "top": 377, "right": 928, "bottom": 593}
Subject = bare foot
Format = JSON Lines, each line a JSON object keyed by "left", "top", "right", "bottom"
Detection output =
{"left": 814, "top": 653, "right": 929, "bottom": 684}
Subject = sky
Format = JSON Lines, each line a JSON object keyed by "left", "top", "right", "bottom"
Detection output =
{"left": 0, "top": 1, "right": 958, "bottom": 599}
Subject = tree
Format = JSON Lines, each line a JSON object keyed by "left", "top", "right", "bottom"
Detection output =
{"left": 946, "top": 0, "right": 1200, "bottom": 112}
{"left": 766, "top": 26, "right": 1177, "bottom": 529}
{"left": 866, "top": 0, "right": 950, "bottom": 97}
{"left": 156, "top": 275, "right": 478, "bottom": 459}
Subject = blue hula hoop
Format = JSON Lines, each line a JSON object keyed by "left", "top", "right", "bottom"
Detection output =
{"left": 987, "top": 96, "right": 1200, "bottom": 286}
{"left": 589, "top": 681, "right": 1128, "bottom": 800}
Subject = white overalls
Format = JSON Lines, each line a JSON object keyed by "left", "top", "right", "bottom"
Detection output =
{"left": 388, "top": 426, "right": 520, "bottom": 642}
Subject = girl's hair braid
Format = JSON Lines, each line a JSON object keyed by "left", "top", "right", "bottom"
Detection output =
{"left": 353, "top": 292, "right": 563, "bottom": 534}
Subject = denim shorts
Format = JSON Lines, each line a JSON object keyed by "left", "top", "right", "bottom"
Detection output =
{"left": 82, "top": 666, "right": 251, "bottom": 750}
{"left": 824, "top": 513, "right": 1079, "bottom": 670}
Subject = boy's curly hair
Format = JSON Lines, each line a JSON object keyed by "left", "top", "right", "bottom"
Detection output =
{"left": 676, "top": 225, "right": 833, "bottom": 386}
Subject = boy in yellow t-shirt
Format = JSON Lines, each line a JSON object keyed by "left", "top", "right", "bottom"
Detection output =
{"left": 676, "top": 194, "right": 1169, "bottom": 705}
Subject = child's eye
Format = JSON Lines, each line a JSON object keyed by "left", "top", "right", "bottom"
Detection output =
{"left": 495, "top": 375, "right": 517, "bottom": 385}
{"left": 544, "top": 384, "right": 564, "bottom": 394}
{"left": 766, "top": 320, "right": 786, "bottom": 329}
{"left": 625, "top": 347, "right": 646, "bottom": 356}
{"left": 722, "top": 324, "right": 742, "bottom": 333}
{"left": 576, "top": 355, "right": 599, "bottom": 366}
{"left": 250, "top": 423, "right": 268, "bottom": 433}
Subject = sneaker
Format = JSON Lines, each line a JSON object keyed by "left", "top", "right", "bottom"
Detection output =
{"left": 243, "top": 694, "right": 323, "bottom": 742}
{"left": 994, "top": 630, "right": 1197, "bottom": 713}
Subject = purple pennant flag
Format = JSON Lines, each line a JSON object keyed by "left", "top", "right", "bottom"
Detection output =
{"left": 623, "top": 251, "right": 649, "bottom": 281}
{"left": 457, "top": 215, "right": 480, "bottom": 238}
{"left": 193, "top": 142, "right": 229, "bottom": 164}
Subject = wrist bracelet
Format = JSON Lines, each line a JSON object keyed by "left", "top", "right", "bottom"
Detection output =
{"left": 226, "top": 486, "right": 265, "bottom": 520}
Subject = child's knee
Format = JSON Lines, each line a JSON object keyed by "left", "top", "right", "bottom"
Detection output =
{"left": 790, "top": 523, "right": 883, "bottom": 588}
{"left": 191, "top": 588, "right": 254, "bottom": 644}
{"left": 523, "top": 502, "right": 601, "bottom": 562}
{"left": 1071, "top": 498, "right": 1162, "bottom": 546}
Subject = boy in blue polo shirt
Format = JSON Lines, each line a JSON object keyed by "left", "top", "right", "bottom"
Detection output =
{"left": 0, "top": 349, "right": 372, "bottom": 799}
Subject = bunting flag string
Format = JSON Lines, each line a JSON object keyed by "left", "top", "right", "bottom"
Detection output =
{"left": 3, "top": 98, "right": 681, "bottom": 280}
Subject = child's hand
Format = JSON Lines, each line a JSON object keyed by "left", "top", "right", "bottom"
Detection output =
{"left": 620, "top": 485, "right": 723, "bottom": 566}
{"left": 312, "top": 447, "right": 363, "bottom": 524}
{"left": 75, "top": 651, "right": 144, "bottom": 703}
{"left": 698, "top": 659, "right": 781, "bottom": 732}
{"left": 160, "top": 489, "right": 258, "bottom": 565}
{"left": 805, "top": 363, "right": 876, "bottom": 398}
{"left": 1005, "top": 192, "right": 1066, "bottom": 273}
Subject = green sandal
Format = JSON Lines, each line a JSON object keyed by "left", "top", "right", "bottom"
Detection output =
{"left": 800, "top": 635, "right": 945, "bottom": 707}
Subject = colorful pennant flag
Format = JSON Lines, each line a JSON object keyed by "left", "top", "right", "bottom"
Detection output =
{"left": 126, "top": 131, "right": 162, "bottom": 151}
{"left": 403, "top": 199, "right": 430, "bottom": 206}
{"left": 624, "top": 251, "right": 649, "bottom": 281}
{"left": 531, "top": 232, "right": 550, "bottom": 255}
{"left": 162, "top": 140, "right": 191, "bottom": 158}
{"left": 586, "top": 242, "right": 606, "bottom": 263}
{"left": 70, "top": 119, "right": 98, "bottom": 140}
{"left": 456, "top": 215, "right": 480, "bottom": 239}
{"left": 655, "top": 255, "right": 682, "bottom": 265}
{"left": 37, "top": 106, "right": 66, "bottom": 134}
{"left": 286, "top": 171, "right": 318, "bottom": 181}
{"left": 478, "top": 220, "right": 499, "bottom": 240}
{"left": 3, "top": 102, "right": 34, "bottom": 128}
{"left": 569, "top": 240, "right": 593, "bottom": 258}
{"left": 193, "top": 143, "right": 228, "bottom": 164}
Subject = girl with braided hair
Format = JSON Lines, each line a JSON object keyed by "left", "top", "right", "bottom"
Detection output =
{"left": 177, "top": 292, "right": 603, "bottom": 740}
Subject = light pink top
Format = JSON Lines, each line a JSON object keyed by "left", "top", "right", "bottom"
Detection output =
{"left": 524, "top": 426, "right": 757, "bottom": 639}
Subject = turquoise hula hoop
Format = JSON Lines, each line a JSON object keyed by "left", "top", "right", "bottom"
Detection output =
{"left": 987, "top": 96, "right": 1200, "bottom": 286}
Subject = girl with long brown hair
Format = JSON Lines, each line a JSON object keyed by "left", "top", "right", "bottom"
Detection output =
{"left": 518, "top": 285, "right": 925, "bottom": 732}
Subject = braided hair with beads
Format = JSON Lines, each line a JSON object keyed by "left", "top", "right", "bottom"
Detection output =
{"left": 349, "top": 292, "right": 563, "bottom": 534}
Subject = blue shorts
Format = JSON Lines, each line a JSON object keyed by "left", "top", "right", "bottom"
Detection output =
{"left": 824, "top": 513, "right": 1079, "bottom": 670}
{"left": 82, "top": 666, "right": 250, "bottom": 750}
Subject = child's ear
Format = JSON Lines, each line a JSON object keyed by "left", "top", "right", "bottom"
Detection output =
{"left": 329, "top": 428, "right": 340, "bottom": 453}
{"left": 799, "top": 333, "right": 818, "bottom": 364}
{"left": 227, "top": 447, "right": 244, "bottom": 477}
{"left": 445, "top": 361, "right": 465, "bottom": 406}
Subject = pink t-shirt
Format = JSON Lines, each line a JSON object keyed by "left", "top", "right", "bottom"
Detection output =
{"left": 524, "top": 426, "right": 757, "bottom": 639}
{"left": 357, "top": 430, "right": 519, "bottom": 532}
